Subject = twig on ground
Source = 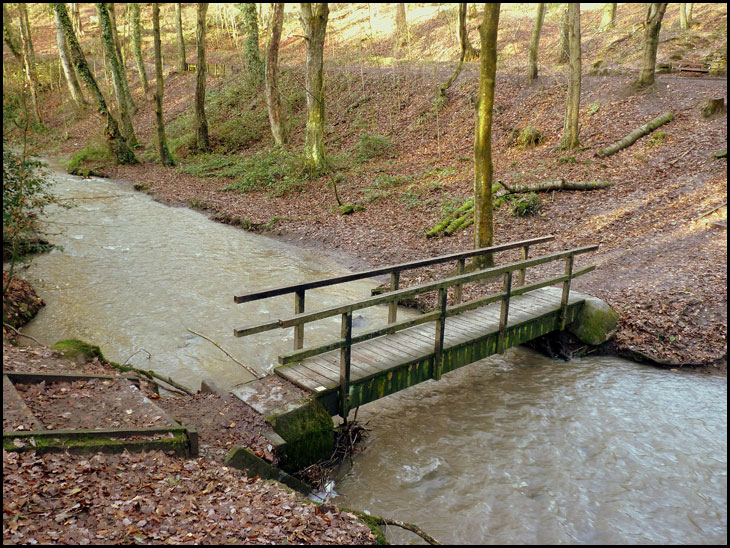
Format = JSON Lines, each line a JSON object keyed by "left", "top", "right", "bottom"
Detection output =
{"left": 3, "top": 322, "right": 43, "bottom": 346}
{"left": 187, "top": 328, "right": 261, "bottom": 378}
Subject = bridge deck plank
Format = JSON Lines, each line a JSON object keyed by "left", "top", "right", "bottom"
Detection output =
{"left": 276, "top": 287, "right": 584, "bottom": 393}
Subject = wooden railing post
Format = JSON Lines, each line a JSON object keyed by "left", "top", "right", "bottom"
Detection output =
{"left": 518, "top": 245, "right": 529, "bottom": 286}
{"left": 433, "top": 287, "right": 448, "bottom": 380}
{"left": 388, "top": 271, "right": 400, "bottom": 324}
{"left": 453, "top": 258, "right": 466, "bottom": 304}
{"left": 560, "top": 255, "right": 574, "bottom": 330}
{"left": 294, "top": 289, "right": 305, "bottom": 350}
{"left": 339, "top": 311, "right": 352, "bottom": 419}
{"left": 497, "top": 271, "right": 513, "bottom": 354}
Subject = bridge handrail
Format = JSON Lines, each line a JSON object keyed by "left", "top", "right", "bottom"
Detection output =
{"left": 276, "top": 262, "right": 596, "bottom": 366}
{"left": 233, "top": 235, "right": 555, "bottom": 304}
{"left": 268, "top": 244, "right": 595, "bottom": 326}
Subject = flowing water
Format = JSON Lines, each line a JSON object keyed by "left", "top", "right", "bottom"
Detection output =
{"left": 17, "top": 164, "right": 727, "bottom": 545}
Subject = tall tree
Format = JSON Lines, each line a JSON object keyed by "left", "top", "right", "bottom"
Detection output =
{"left": 599, "top": 3, "right": 616, "bottom": 31}
{"left": 439, "top": 3, "right": 473, "bottom": 96}
{"left": 51, "top": 3, "right": 136, "bottom": 164}
{"left": 106, "top": 3, "right": 136, "bottom": 114}
{"left": 395, "top": 3, "right": 407, "bottom": 51}
{"left": 130, "top": 3, "right": 149, "bottom": 93}
{"left": 3, "top": 4, "right": 23, "bottom": 62}
{"left": 634, "top": 3, "right": 668, "bottom": 89}
{"left": 53, "top": 6, "right": 87, "bottom": 109}
{"left": 473, "top": 3, "right": 500, "bottom": 262}
{"left": 527, "top": 3, "right": 546, "bottom": 82}
{"left": 152, "top": 3, "right": 173, "bottom": 166}
{"left": 457, "top": 3, "right": 480, "bottom": 62}
{"left": 299, "top": 3, "right": 329, "bottom": 170}
{"left": 560, "top": 3, "right": 581, "bottom": 150}
{"left": 17, "top": 3, "right": 42, "bottom": 123}
{"left": 71, "top": 3, "right": 82, "bottom": 36}
{"left": 265, "top": 3, "right": 286, "bottom": 146}
{"left": 98, "top": 3, "right": 137, "bottom": 146}
{"left": 241, "top": 3, "right": 264, "bottom": 82}
{"left": 175, "top": 3, "right": 187, "bottom": 73}
{"left": 557, "top": 4, "right": 569, "bottom": 64}
{"left": 679, "top": 3, "right": 692, "bottom": 30}
{"left": 194, "top": 3, "right": 210, "bottom": 152}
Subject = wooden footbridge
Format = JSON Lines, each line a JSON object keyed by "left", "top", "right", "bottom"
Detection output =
{"left": 234, "top": 236, "right": 598, "bottom": 418}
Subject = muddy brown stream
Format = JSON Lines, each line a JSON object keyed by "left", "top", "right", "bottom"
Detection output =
{"left": 18, "top": 164, "right": 727, "bottom": 545}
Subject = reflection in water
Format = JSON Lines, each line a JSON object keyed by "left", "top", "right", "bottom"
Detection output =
{"left": 335, "top": 349, "right": 727, "bottom": 544}
{"left": 20, "top": 164, "right": 727, "bottom": 545}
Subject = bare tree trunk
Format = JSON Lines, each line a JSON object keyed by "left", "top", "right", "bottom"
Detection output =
{"left": 20, "top": 3, "right": 35, "bottom": 64}
{"left": 194, "top": 3, "right": 210, "bottom": 152}
{"left": 3, "top": 4, "right": 23, "bottom": 62}
{"left": 473, "top": 3, "right": 500, "bottom": 264}
{"left": 175, "top": 3, "right": 187, "bottom": 73}
{"left": 107, "top": 3, "right": 136, "bottom": 114}
{"left": 152, "top": 3, "right": 174, "bottom": 166}
{"left": 527, "top": 3, "right": 545, "bottom": 82}
{"left": 265, "top": 3, "right": 286, "bottom": 146}
{"left": 679, "top": 3, "right": 689, "bottom": 30}
{"left": 439, "top": 3, "right": 471, "bottom": 95}
{"left": 600, "top": 3, "right": 616, "bottom": 31}
{"left": 71, "top": 3, "right": 83, "bottom": 36}
{"left": 300, "top": 3, "right": 329, "bottom": 170}
{"left": 635, "top": 3, "right": 668, "bottom": 88}
{"left": 52, "top": 3, "right": 136, "bottom": 164}
{"left": 557, "top": 4, "right": 569, "bottom": 64}
{"left": 395, "top": 3, "right": 407, "bottom": 50}
{"left": 17, "top": 3, "right": 42, "bottom": 124}
{"left": 559, "top": 3, "right": 581, "bottom": 150}
{"left": 241, "top": 3, "right": 264, "bottom": 82}
{"left": 98, "top": 3, "right": 137, "bottom": 146}
{"left": 130, "top": 3, "right": 149, "bottom": 93}
{"left": 457, "top": 2, "right": 480, "bottom": 62}
{"left": 54, "top": 7, "right": 87, "bottom": 108}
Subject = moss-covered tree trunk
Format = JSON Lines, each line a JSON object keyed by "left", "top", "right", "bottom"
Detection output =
{"left": 241, "top": 3, "right": 264, "bottom": 83}
{"left": 634, "top": 3, "right": 668, "bottom": 89}
{"left": 130, "top": 3, "right": 149, "bottom": 93}
{"left": 52, "top": 3, "right": 136, "bottom": 165}
{"left": 527, "top": 3, "right": 545, "bottom": 82}
{"left": 265, "top": 3, "right": 286, "bottom": 146}
{"left": 557, "top": 4, "right": 569, "bottom": 64}
{"left": 17, "top": 3, "right": 42, "bottom": 124}
{"left": 3, "top": 4, "right": 23, "bottom": 62}
{"left": 54, "top": 7, "right": 87, "bottom": 109}
{"left": 106, "top": 3, "right": 136, "bottom": 114}
{"left": 98, "top": 3, "right": 137, "bottom": 146}
{"left": 194, "top": 3, "right": 210, "bottom": 152}
{"left": 600, "top": 3, "right": 616, "bottom": 31}
{"left": 473, "top": 3, "right": 500, "bottom": 265}
{"left": 559, "top": 3, "right": 581, "bottom": 150}
{"left": 152, "top": 3, "right": 173, "bottom": 166}
{"left": 175, "top": 3, "right": 187, "bottom": 73}
{"left": 300, "top": 3, "right": 329, "bottom": 171}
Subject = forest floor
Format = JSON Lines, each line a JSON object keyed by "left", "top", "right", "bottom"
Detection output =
{"left": 2, "top": 3, "right": 727, "bottom": 544}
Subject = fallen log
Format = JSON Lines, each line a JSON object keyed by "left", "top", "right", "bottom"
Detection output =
{"left": 596, "top": 111, "right": 674, "bottom": 158}
{"left": 498, "top": 179, "right": 613, "bottom": 193}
